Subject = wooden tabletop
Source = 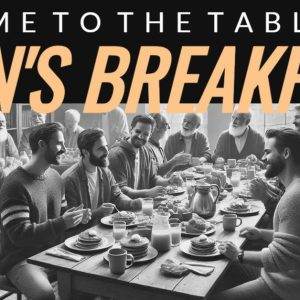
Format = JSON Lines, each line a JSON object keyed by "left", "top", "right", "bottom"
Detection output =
{"left": 28, "top": 194, "right": 266, "bottom": 300}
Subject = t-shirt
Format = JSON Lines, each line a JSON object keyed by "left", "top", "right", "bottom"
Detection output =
{"left": 85, "top": 169, "right": 99, "bottom": 210}
{"left": 134, "top": 150, "right": 140, "bottom": 189}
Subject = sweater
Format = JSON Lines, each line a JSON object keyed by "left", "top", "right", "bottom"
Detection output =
{"left": 0, "top": 167, "right": 66, "bottom": 274}
{"left": 213, "top": 126, "right": 265, "bottom": 161}
{"left": 260, "top": 178, "right": 300, "bottom": 300}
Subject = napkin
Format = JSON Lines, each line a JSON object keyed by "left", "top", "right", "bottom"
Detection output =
{"left": 46, "top": 248, "right": 84, "bottom": 262}
{"left": 160, "top": 259, "right": 189, "bottom": 277}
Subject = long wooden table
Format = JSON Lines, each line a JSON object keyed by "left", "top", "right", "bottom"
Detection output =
{"left": 28, "top": 195, "right": 265, "bottom": 300}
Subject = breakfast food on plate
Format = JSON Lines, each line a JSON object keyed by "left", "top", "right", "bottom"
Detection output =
{"left": 166, "top": 186, "right": 183, "bottom": 194}
{"left": 185, "top": 218, "right": 206, "bottom": 234}
{"left": 75, "top": 229, "right": 102, "bottom": 249}
{"left": 228, "top": 199, "right": 250, "bottom": 212}
{"left": 120, "top": 234, "right": 149, "bottom": 259}
{"left": 189, "top": 234, "right": 218, "bottom": 255}
{"left": 184, "top": 216, "right": 213, "bottom": 234}
{"left": 111, "top": 211, "right": 136, "bottom": 224}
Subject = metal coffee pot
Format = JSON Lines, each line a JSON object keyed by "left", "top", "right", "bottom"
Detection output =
{"left": 190, "top": 183, "right": 220, "bottom": 219}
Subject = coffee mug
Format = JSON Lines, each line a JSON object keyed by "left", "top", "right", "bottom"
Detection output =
{"left": 223, "top": 214, "right": 242, "bottom": 231}
{"left": 101, "top": 203, "right": 116, "bottom": 216}
{"left": 227, "top": 159, "right": 237, "bottom": 168}
{"left": 108, "top": 248, "right": 134, "bottom": 274}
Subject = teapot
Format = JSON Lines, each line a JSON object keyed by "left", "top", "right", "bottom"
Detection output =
{"left": 190, "top": 183, "right": 220, "bottom": 219}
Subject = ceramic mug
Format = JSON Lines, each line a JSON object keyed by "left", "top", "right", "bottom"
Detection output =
{"left": 108, "top": 248, "right": 134, "bottom": 274}
{"left": 223, "top": 214, "right": 242, "bottom": 231}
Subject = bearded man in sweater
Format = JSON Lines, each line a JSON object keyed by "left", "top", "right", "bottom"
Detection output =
{"left": 0, "top": 123, "right": 90, "bottom": 300}
{"left": 211, "top": 128, "right": 300, "bottom": 300}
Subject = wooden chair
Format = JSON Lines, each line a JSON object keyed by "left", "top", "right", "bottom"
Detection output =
{"left": 0, "top": 275, "right": 22, "bottom": 300}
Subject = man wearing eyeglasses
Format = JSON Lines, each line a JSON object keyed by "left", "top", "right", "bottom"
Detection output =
{"left": 213, "top": 107, "right": 265, "bottom": 162}
{"left": 146, "top": 113, "right": 191, "bottom": 176}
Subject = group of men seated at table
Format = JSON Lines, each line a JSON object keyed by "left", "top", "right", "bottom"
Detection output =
{"left": 0, "top": 106, "right": 299, "bottom": 300}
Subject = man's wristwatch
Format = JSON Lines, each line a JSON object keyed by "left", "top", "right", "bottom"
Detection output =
{"left": 237, "top": 250, "right": 244, "bottom": 263}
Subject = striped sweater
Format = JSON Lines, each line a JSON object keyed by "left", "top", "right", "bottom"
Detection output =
{"left": 0, "top": 167, "right": 67, "bottom": 274}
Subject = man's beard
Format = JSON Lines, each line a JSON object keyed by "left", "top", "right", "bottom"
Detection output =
{"left": 89, "top": 152, "right": 109, "bottom": 167}
{"left": 45, "top": 148, "right": 65, "bottom": 165}
{"left": 0, "top": 129, "right": 8, "bottom": 143}
{"left": 265, "top": 157, "right": 285, "bottom": 179}
{"left": 229, "top": 123, "right": 247, "bottom": 137}
{"left": 131, "top": 136, "right": 147, "bottom": 148}
{"left": 181, "top": 128, "right": 196, "bottom": 138}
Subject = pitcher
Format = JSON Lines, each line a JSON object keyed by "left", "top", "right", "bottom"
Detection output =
{"left": 151, "top": 212, "right": 171, "bottom": 252}
{"left": 190, "top": 183, "right": 220, "bottom": 219}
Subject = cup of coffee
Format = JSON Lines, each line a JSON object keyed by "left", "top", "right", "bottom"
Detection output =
{"left": 227, "top": 159, "right": 237, "bottom": 168}
{"left": 108, "top": 248, "right": 134, "bottom": 274}
{"left": 101, "top": 203, "right": 116, "bottom": 216}
{"left": 223, "top": 214, "right": 242, "bottom": 231}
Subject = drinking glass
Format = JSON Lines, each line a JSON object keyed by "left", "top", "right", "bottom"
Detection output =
{"left": 170, "top": 223, "right": 181, "bottom": 246}
{"left": 142, "top": 198, "right": 154, "bottom": 216}
{"left": 231, "top": 171, "right": 241, "bottom": 187}
{"left": 113, "top": 221, "right": 127, "bottom": 243}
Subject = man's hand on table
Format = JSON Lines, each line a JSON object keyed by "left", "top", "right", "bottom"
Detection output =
{"left": 218, "top": 241, "right": 239, "bottom": 261}
{"left": 239, "top": 226, "right": 262, "bottom": 240}
{"left": 146, "top": 186, "right": 167, "bottom": 198}
{"left": 170, "top": 152, "right": 191, "bottom": 166}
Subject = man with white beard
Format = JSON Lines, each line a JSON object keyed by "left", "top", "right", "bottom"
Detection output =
{"left": 213, "top": 109, "right": 265, "bottom": 161}
{"left": 164, "top": 113, "right": 211, "bottom": 169}
{"left": 0, "top": 112, "right": 19, "bottom": 160}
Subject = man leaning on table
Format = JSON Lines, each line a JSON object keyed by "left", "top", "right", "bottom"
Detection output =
{"left": 210, "top": 128, "right": 300, "bottom": 300}
{"left": 146, "top": 113, "right": 191, "bottom": 176}
{"left": 164, "top": 113, "right": 211, "bottom": 170}
{"left": 62, "top": 128, "right": 142, "bottom": 226}
{"left": 108, "top": 114, "right": 183, "bottom": 199}
{"left": 0, "top": 123, "right": 90, "bottom": 300}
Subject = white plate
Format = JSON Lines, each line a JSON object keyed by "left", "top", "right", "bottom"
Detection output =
{"left": 220, "top": 204, "right": 260, "bottom": 216}
{"left": 64, "top": 235, "right": 114, "bottom": 253}
{"left": 167, "top": 188, "right": 185, "bottom": 196}
{"left": 181, "top": 224, "right": 216, "bottom": 237}
{"left": 103, "top": 246, "right": 158, "bottom": 264}
{"left": 100, "top": 213, "right": 143, "bottom": 228}
{"left": 180, "top": 240, "right": 222, "bottom": 258}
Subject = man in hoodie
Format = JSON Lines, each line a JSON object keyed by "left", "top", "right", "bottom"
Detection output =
{"left": 62, "top": 128, "right": 142, "bottom": 228}
{"left": 164, "top": 113, "right": 211, "bottom": 169}
{"left": 108, "top": 114, "right": 183, "bottom": 199}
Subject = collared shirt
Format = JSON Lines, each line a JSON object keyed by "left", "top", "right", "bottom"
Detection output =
{"left": 134, "top": 150, "right": 140, "bottom": 189}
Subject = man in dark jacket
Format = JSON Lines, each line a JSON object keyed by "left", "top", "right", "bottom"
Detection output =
{"left": 213, "top": 109, "right": 265, "bottom": 162}
{"left": 108, "top": 114, "right": 183, "bottom": 199}
{"left": 62, "top": 128, "right": 142, "bottom": 225}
